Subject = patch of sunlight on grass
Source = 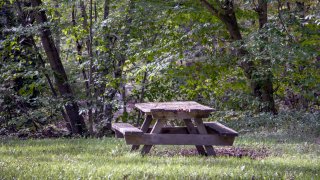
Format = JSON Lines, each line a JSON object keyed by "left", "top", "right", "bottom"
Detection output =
{"left": 1, "top": 135, "right": 319, "bottom": 179}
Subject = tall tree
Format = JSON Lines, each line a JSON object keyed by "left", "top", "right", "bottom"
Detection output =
{"left": 199, "top": 0, "right": 277, "bottom": 113}
{"left": 31, "top": 0, "right": 87, "bottom": 134}
{"left": 15, "top": 0, "right": 72, "bottom": 131}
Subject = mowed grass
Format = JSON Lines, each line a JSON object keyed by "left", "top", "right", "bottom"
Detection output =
{"left": 0, "top": 133, "right": 319, "bottom": 179}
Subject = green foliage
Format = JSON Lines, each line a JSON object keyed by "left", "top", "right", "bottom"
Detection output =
{"left": 1, "top": 0, "right": 319, "bottom": 131}
{"left": 0, "top": 2, "right": 62, "bottom": 130}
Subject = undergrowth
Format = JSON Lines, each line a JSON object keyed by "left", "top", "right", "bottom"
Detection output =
{"left": 212, "top": 110, "right": 320, "bottom": 138}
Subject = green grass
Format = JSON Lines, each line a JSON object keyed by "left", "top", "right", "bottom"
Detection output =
{"left": 0, "top": 133, "right": 319, "bottom": 179}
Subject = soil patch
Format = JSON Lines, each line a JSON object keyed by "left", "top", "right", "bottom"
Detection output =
{"left": 153, "top": 147, "right": 270, "bottom": 159}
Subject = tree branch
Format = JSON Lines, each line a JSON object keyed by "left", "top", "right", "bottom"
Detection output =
{"left": 199, "top": 0, "right": 219, "bottom": 16}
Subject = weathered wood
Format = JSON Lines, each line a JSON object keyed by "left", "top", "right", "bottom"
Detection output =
{"left": 112, "top": 123, "right": 133, "bottom": 131}
{"left": 140, "top": 115, "right": 153, "bottom": 132}
{"left": 112, "top": 123, "right": 132, "bottom": 138}
{"left": 156, "top": 127, "right": 189, "bottom": 134}
{"left": 135, "top": 101, "right": 214, "bottom": 113}
{"left": 131, "top": 115, "right": 152, "bottom": 151}
{"left": 204, "top": 122, "right": 238, "bottom": 136}
{"left": 114, "top": 130, "right": 124, "bottom": 138}
{"left": 125, "top": 134, "right": 235, "bottom": 145}
{"left": 184, "top": 119, "right": 206, "bottom": 155}
{"left": 194, "top": 118, "right": 216, "bottom": 156}
{"left": 112, "top": 123, "right": 143, "bottom": 136}
{"left": 141, "top": 119, "right": 166, "bottom": 155}
{"left": 151, "top": 110, "right": 212, "bottom": 119}
{"left": 131, "top": 102, "right": 238, "bottom": 156}
{"left": 143, "top": 126, "right": 235, "bottom": 135}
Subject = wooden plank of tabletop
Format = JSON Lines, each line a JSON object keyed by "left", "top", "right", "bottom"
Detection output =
{"left": 135, "top": 101, "right": 214, "bottom": 113}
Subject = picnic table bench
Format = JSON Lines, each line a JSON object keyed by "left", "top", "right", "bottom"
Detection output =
{"left": 112, "top": 101, "right": 238, "bottom": 156}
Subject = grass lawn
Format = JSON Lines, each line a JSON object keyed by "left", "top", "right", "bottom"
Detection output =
{"left": 1, "top": 133, "right": 319, "bottom": 179}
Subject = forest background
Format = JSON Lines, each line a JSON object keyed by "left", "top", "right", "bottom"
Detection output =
{"left": 0, "top": 0, "right": 319, "bottom": 137}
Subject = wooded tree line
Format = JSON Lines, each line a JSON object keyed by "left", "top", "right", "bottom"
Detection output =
{"left": 0, "top": 0, "right": 319, "bottom": 136}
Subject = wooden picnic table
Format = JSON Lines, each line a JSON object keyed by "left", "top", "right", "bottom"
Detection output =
{"left": 112, "top": 101, "right": 238, "bottom": 156}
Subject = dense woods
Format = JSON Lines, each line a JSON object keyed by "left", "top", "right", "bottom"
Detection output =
{"left": 0, "top": 0, "right": 319, "bottom": 136}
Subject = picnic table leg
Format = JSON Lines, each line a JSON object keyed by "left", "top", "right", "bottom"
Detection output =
{"left": 141, "top": 119, "right": 166, "bottom": 155}
{"left": 194, "top": 118, "right": 216, "bottom": 156}
{"left": 183, "top": 119, "right": 206, "bottom": 156}
{"left": 131, "top": 114, "right": 152, "bottom": 151}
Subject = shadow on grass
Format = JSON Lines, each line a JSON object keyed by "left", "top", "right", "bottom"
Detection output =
{"left": 149, "top": 146, "right": 271, "bottom": 159}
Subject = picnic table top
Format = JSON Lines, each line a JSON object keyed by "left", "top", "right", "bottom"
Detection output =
{"left": 135, "top": 101, "right": 214, "bottom": 114}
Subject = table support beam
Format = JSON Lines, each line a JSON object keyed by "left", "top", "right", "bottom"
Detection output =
{"left": 141, "top": 119, "right": 166, "bottom": 155}
{"left": 131, "top": 115, "right": 152, "bottom": 151}
{"left": 194, "top": 118, "right": 216, "bottom": 156}
{"left": 183, "top": 119, "right": 206, "bottom": 155}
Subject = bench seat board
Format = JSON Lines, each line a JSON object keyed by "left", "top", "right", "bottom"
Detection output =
{"left": 204, "top": 122, "right": 238, "bottom": 136}
{"left": 125, "top": 134, "right": 235, "bottom": 146}
{"left": 112, "top": 123, "right": 143, "bottom": 136}
{"left": 112, "top": 123, "right": 134, "bottom": 130}
{"left": 113, "top": 122, "right": 237, "bottom": 135}
{"left": 145, "top": 124, "right": 237, "bottom": 137}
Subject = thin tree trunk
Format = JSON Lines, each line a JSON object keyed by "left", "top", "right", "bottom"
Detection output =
{"left": 31, "top": 0, "right": 87, "bottom": 135}
{"left": 256, "top": 0, "right": 268, "bottom": 29}
{"left": 93, "top": 0, "right": 101, "bottom": 123}
{"left": 94, "top": 1, "right": 97, "bottom": 22}
{"left": 80, "top": 0, "right": 94, "bottom": 135}
{"left": 136, "top": 70, "right": 147, "bottom": 126}
{"left": 121, "top": 82, "right": 127, "bottom": 121}
{"left": 54, "top": 0, "right": 61, "bottom": 54}
{"left": 256, "top": 0, "right": 277, "bottom": 113}
{"left": 101, "top": 0, "right": 113, "bottom": 129}
{"left": 118, "top": 0, "right": 134, "bottom": 120}
{"left": 104, "top": 0, "right": 110, "bottom": 19}
{"left": 88, "top": 0, "right": 94, "bottom": 135}
{"left": 72, "top": 4, "right": 89, "bottom": 92}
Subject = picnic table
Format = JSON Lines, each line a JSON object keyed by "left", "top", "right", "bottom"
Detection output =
{"left": 112, "top": 101, "right": 238, "bottom": 156}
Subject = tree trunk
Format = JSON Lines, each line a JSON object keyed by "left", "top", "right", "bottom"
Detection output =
{"left": 256, "top": 0, "right": 268, "bottom": 29}
{"left": 15, "top": 0, "right": 73, "bottom": 132}
{"left": 103, "top": 0, "right": 134, "bottom": 125}
{"left": 255, "top": 0, "right": 277, "bottom": 114}
{"left": 200, "top": 0, "right": 277, "bottom": 114}
{"left": 79, "top": 0, "right": 94, "bottom": 135}
{"left": 31, "top": 0, "right": 87, "bottom": 135}
{"left": 53, "top": 0, "right": 61, "bottom": 54}
{"left": 136, "top": 70, "right": 147, "bottom": 126}
{"left": 104, "top": 0, "right": 110, "bottom": 19}
{"left": 88, "top": 0, "right": 94, "bottom": 135}
{"left": 102, "top": 0, "right": 114, "bottom": 128}
{"left": 72, "top": 4, "right": 89, "bottom": 92}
